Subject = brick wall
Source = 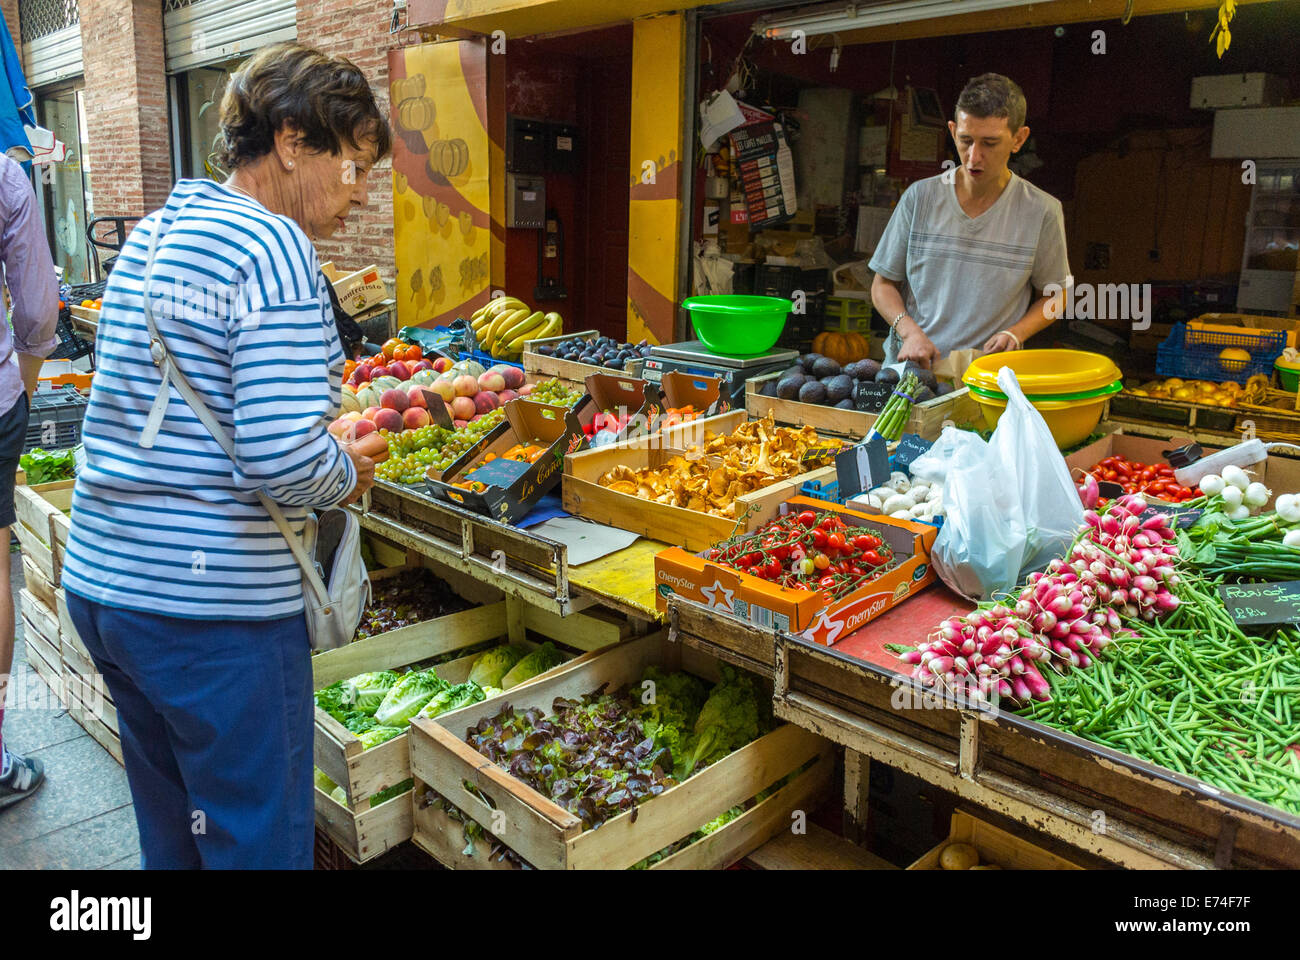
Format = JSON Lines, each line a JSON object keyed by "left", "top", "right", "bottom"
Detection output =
{"left": 2, "top": 0, "right": 20, "bottom": 64}
{"left": 297, "top": 0, "right": 397, "bottom": 285}
{"left": 81, "top": 0, "right": 171, "bottom": 216}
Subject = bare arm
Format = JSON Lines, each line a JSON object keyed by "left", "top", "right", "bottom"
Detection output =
{"left": 982, "top": 292, "right": 1057, "bottom": 354}
{"left": 871, "top": 272, "right": 940, "bottom": 368}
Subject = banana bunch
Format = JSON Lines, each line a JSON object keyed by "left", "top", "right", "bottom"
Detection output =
{"left": 469, "top": 297, "right": 562, "bottom": 360}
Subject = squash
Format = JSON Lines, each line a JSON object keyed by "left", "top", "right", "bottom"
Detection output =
{"left": 812, "top": 330, "right": 869, "bottom": 366}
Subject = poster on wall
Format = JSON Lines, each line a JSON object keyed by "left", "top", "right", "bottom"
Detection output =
{"left": 728, "top": 121, "right": 797, "bottom": 229}
{"left": 389, "top": 39, "right": 491, "bottom": 330}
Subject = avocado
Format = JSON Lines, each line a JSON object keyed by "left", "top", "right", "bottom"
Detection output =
{"left": 876, "top": 367, "right": 901, "bottom": 385}
{"left": 781, "top": 364, "right": 805, "bottom": 381}
{"left": 760, "top": 379, "right": 779, "bottom": 397}
{"left": 798, "top": 380, "right": 828, "bottom": 405}
{"left": 915, "top": 367, "right": 939, "bottom": 391}
{"left": 800, "top": 353, "right": 824, "bottom": 374}
{"left": 856, "top": 359, "right": 881, "bottom": 381}
{"left": 823, "top": 374, "right": 854, "bottom": 404}
{"left": 935, "top": 381, "right": 955, "bottom": 396}
{"left": 811, "top": 356, "right": 842, "bottom": 379}
{"left": 835, "top": 398, "right": 855, "bottom": 409}
{"left": 777, "top": 374, "right": 806, "bottom": 400}
{"left": 914, "top": 385, "right": 936, "bottom": 403}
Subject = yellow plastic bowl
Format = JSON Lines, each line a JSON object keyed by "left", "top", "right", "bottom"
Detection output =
{"left": 969, "top": 392, "right": 1110, "bottom": 449}
{"left": 963, "top": 349, "right": 1122, "bottom": 395}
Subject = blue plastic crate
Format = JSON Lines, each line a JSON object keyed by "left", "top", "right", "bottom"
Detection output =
{"left": 1155, "top": 322, "right": 1284, "bottom": 384}
{"left": 799, "top": 473, "right": 943, "bottom": 529}
{"left": 463, "top": 348, "right": 523, "bottom": 372}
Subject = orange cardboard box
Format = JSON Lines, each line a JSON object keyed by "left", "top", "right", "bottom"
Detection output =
{"left": 654, "top": 495, "right": 938, "bottom": 645}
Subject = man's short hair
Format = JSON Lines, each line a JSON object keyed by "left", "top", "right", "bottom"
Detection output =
{"left": 954, "top": 73, "right": 1027, "bottom": 133}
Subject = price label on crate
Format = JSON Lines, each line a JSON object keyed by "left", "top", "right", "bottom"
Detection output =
{"left": 853, "top": 381, "right": 893, "bottom": 414}
{"left": 892, "top": 433, "right": 933, "bottom": 473}
{"left": 1218, "top": 581, "right": 1300, "bottom": 627}
{"left": 1137, "top": 501, "right": 1203, "bottom": 529}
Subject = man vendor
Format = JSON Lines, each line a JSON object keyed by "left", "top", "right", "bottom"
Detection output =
{"left": 869, "top": 73, "right": 1071, "bottom": 369}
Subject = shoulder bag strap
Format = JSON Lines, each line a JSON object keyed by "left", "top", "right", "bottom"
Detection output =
{"left": 136, "top": 216, "right": 335, "bottom": 611}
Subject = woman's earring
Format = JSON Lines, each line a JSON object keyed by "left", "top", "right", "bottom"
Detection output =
{"left": 288, "top": 161, "right": 294, "bottom": 169}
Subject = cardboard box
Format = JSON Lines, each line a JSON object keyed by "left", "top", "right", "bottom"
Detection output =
{"left": 644, "top": 371, "right": 727, "bottom": 425}
{"left": 322, "top": 261, "right": 388, "bottom": 317}
{"left": 654, "top": 496, "right": 936, "bottom": 644}
{"left": 424, "top": 399, "right": 586, "bottom": 523}
{"left": 562, "top": 411, "right": 840, "bottom": 550}
{"left": 575, "top": 372, "right": 654, "bottom": 443}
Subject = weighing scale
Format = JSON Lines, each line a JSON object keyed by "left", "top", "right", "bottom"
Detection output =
{"left": 642, "top": 340, "right": 798, "bottom": 409}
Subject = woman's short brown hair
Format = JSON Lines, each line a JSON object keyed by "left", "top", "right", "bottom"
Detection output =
{"left": 217, "top": 42, "right": 392, "bottom": 170}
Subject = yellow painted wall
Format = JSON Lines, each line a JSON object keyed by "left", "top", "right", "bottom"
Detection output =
{"left": 389, "top": 40, "right": 492, "bottom": 329}
{"left": 626, "top": 14, "right": 686, "bottom": 345}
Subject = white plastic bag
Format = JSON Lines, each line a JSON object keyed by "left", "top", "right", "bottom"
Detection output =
{"left": 926, "top": 367, "right": 1083, "bottom": 600}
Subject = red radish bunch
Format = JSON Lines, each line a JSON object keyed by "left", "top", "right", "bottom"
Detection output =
{"left": 901, "top": 493, "right": 1182, "bottom": 705}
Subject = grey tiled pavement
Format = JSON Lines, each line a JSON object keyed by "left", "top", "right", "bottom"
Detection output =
{"left": 0, "top": 538, "right": 140, "bottom": 869}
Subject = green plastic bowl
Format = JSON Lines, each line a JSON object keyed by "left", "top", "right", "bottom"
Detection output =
{"left": 682, "top": 295, "right": 791, "bottom": 355}
{"left": 1276, "top": 358, "right": 1300, "bottom": 393}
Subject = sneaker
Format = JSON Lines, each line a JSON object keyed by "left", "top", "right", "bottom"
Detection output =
{"left": 0, "top": 751, "right": 45, "bottom": 810}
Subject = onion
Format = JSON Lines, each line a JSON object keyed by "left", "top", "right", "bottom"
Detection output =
{"left": 1221, "top": 485, "right": 1244, "bottom": 508}
{"left": 1198, "top": 474, "right": 1226, "bottom": 496}
{"left": 1226, "top": 504, "right": 1252, "bottom": 521}
{"left": 1244, "top": 482, "right": 1271, "bottom": 508}
{"left": 1276, "top": 494, "right": 1300, "bottom": 524}
{"left": 1222, "top": 464, "right": 1250, "bottom": 492}
{"left": 1284, "top": 529, "right": 1300, "bottom": 548}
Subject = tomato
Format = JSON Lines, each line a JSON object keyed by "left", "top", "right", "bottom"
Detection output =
{"left": 813, "top": 553, "right": 830, "bottom": 570}
{"left": 796, "top": 510, "right": 817, "bottom": 529}
{"left": 382, "top": 338, "right": 404, "bottom": 359}
{"left": 826, "top": 532, "right": 845, "bottom": 553}
{"left": 764, "top": 560, "right": 782, "bottom": 579}
{"left": 1102, "top": 469, "right": 1118, "bottom": 481}
{"left": 862, "top": 550, "right": 884, "bottom": 566}
{"left": 796, "top": 557, "right": 815, "bottom": 577}
{"left": 849, "top": 565, "right": 865, "bottom": 578}
{"left": 818, "top": 516, "right": 842, "bottom": 531}
{"left": 404, "top": 344, "right": 422, "bottom": 362}
{"left": 811, "top": 528, "right": 828, "bottom": 549}
{"left": 819, "top": 575, "right": 837, "bottom": 590}
{"left": 853, "top": 534, "right": 881, "bottom": 552}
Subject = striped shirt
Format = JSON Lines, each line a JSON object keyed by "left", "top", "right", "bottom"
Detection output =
{"left": 61, "top": 179, "right": 356, "bottom": 621}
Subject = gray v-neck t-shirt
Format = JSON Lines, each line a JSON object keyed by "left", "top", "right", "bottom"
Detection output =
{"left": 868, "top": 171, "right": 1070, "bottom": 357}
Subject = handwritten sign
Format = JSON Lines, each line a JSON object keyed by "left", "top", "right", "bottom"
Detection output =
{"left": 1138, "top": 502, "right": 1203, "bottom": 530}
{"left": 463, "top": 457, "right": 530, "bottom": 488}
{"left": 419, "top": 389, "right": 454, "bottom": 428}
{"left": 892, "top": 433, "right": 933, "bottom": 473}
{"left": 1218, "top": 581, "right": 1300, "bottom": 626}
{"left": 854, "top": 381, "right": 894, "bottom": 414}
{"left": 1096, "top": 480, "right": 1125, "bottom": 500}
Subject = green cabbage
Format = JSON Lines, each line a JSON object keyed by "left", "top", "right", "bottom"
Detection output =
{"left": 500, "top": 642, "right": 566, "bottom": 690}
{"left": 357, "top": 724, "right": 406, "bottom": 750}
{"left": 416, "top": 681, "right": 486, "bottom": 720}
{"left": 468, "top": 644, "right": 529, "bottom": 688}
{"left": 346, "top": 671, "right": 401, "bottom": 714}
{"left": 314, "top": 680, "right": 356, "bottom": 722}
{"left": 374, "top": 670, "right": 446, "bottom": 726}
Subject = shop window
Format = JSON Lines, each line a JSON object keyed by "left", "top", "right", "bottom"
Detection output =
{"left": 172, "top": 59, "right": 242, "bottom": 181}
{"left": 36, "top": 85, "right": 93, "bottom": 285}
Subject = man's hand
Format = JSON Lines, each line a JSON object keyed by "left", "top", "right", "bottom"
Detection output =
{"left": 982, "top": 331, "right": 1020, "bottom": 354}
{"left": 339, "top": 444, "right": 375, "bottom": 506}
{"left": 898, "top": 329, "right": 941, "bottom": 369}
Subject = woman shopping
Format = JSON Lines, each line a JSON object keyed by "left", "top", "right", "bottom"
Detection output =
{"left": 61, "top": 43, "right": 391, "bottom": 869}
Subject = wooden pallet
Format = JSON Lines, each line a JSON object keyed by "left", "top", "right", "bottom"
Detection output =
{"left": 408, "top": 631, "right": 832, "bottom": 870}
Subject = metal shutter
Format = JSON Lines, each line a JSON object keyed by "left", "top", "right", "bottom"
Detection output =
{"left": 163, "top": 0, "right": 296, "bottom": 74}
{"left": 18, "top": 0, "right": 82, "bottom": 87}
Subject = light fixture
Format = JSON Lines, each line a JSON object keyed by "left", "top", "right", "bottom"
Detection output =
{"left": 755, "top": 0, "right": 1046, "bottom": 41}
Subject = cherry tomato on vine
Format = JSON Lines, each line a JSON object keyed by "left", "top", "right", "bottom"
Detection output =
{"left": 852, "top": 534, "right": 881, "bottom": 552}
{"left": 819, "top": 575, "right": 837, "bottom": 590}
{"left": 826, "top": 532, "right": 845, "bottom": 553}
{"left": 813, "top": 553, "right": 831, "bottom": 570}
{"left": 811, "top": 528, "right": 828, "bottom": 549}
{"left": 862, "top": 550, "right": 884, "bottom": 566}
{"left": 796, "top": 511, "right": 817, "bottom": 528}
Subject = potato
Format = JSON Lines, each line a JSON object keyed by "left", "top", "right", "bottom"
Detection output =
{"left": 939, "top": 842, "right": 980, "bottom": 870}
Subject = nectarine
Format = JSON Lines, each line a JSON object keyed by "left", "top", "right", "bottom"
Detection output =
{"left": 380, "top": 388, "right": 409, "bottom": 413}
{"left": 407, "top": 387, "right": 428, "bottom": 409}
{"left": 500, "top": 366, "right": 525, "bottom": 390}
{"left": 498, "top": 389, "right": 518, "bottom": 403}
{"left": 473, "top": 391, "right": 500, "bottom": 416}
{"left": 387, "top": 360, "right": 411, "bottom": 382}
{"left": 428, "top": 379, "right": 455, "bottom": 403}
{"left": 453, "top": 375, "right": 479, "bottom": 398}
{"left": 431, "top": 357, "right": 452, "bottom": 373}
{"left": 403, "top": 407, "right": 431, "bottom": 430}
{"left": 352, "top": 418, "right": 377, "bottom": 438}
{"left": 477, "top": 371, "right": 506, "bottom": 393}
{"left": 373, "top": 408, "right": 403, "bottom": 433}
{"left": 362, "top": 406, "right": 382, "bottom": 421}
{"left": 450, "top": 396, "right": 476, "bottom": 421}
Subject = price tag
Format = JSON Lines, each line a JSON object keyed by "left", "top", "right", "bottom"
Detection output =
{"left": 835, "top": 435, "right": 890, "bottom": 501}
{"left": 1138, "top": 501, "right": 1203, "bottom": 529}
{"left": 892, "top": 433, "right": 933, "bottom": 473}
{"left": 1096, "top": 480, "right": 1125, "bottom": 499}
{"left": 463, "top": 457, "right": 531, "bottom": 487}
{"left": 420, "top": 389, "right": 454, "bottom": 428}
{"left": 853, "top": 381, "right": 894, "bottom": 414}
{"left": 1218, "top": 581, "right": 1300, "bottom": 627}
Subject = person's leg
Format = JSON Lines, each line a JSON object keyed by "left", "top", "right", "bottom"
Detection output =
{"left": 65, "top": 591, "right": 201, "bottom": 867}
{"left": 88, "top": 603, "right": 314, "bottom": 868}
{"left": 0, "top": 392, "right": 39, "bottom": 808}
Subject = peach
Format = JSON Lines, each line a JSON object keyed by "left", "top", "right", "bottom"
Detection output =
{"left": 370, "top": 365, "right": 390, "bottom": 380}
{"left": 373, "top": 408, "right": 403, "bottom": 433}
{"left": 450, "top": 396, "right": 476, "bottom": 421}
{"left": 380, "top": 388, "right": 409, "bottom": 413}
{"left": 427, "top": 379, "right": 455, "bottom": 404}
{"left": 498, "top": 389, "right": 518, "bottom": 403}
{"left": 478, "top": 371, "right": 506, "bottom": 393}
{"left": 453, "top": 374, "right": 480, "bottom": 398}
{"left": 431, "top": 356, "right": 452, "bottom": 373}
{"left": 403, "top": 407, "right": 431, "bottom": 430}
{"left": 518, "top": 383, "right": 535, "bottom": 397}
{"left": 412, "top": 359, "right": 434, "bottom": 373}
{"left": 407, "top": 387, "right": 428, "bottom": 409}
{"left": 453, "top": 419, "right": 469, "bottom": 429}
{"left": 362, "top": 406, "right": 382, "bottom": 421}
{"left": 352, "top": 418, "right": 377, "bottom": 438}
{"left": 444, "top": 403, "right": 455, "bottom": 422}
{"left": 473, "top": 391, "right": 500, "bottom": 416}
{"left": 500, "top": 366, "right": 525, "bottom": 390}
{"left": 327, "top": 416, "right": 352, "bottom": 438}
{"left": 387, "top": 360, "right": 411, "bottom": 382}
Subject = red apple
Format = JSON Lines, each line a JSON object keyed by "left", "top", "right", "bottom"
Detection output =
{"left": 373, "top": 408, "right": 403, "bottom": 433}
{"left": 380, "top": 388, "right": 409, "bottom": 413}
{"left": 407, "top": 387, "right": 428, "bottom": 409}
{"left": 387, "top": 360, "right": 411, "bottom": 382}
{"left": 432, "top": 357, "right": 452, "bottom": 373}
{"left": 453, "top": 375, "right": 479, "bottom": 398}
{"left": 403, "top": 407, "right": 431, "bottom": 430}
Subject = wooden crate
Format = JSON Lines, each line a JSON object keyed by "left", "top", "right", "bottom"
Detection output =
{"left": 21, "top": 554, "right": 55, "bottom": 610}
{"left": 20, "top": 587, "right": 64, "bottom": 698}
{"left": 13, "top": 479, "right": 73, "bottom": 584}
{"left": 312, "top": 588, "right": 619, "bottom": 864}
{"left": 522, "top": 329, "right": 639, "bottom": 386}
{"left": 408, "top": 631, "right": 832, "bottom": 870}
{"left": 908, "top": 811, "right": 1082, "bottom": 870}
{"left": 562, "top": 410, "right": 838, "bottom": 552}
{"left": 746, "top": 375, "right": 981, "bottom": 441}
{"left": 410, "top": 792, "right": 522, "bottom": 870}
{"left": 48, "top": 587, "right": 123, "bottom": 763}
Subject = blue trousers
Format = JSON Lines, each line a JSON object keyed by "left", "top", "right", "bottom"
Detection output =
{"left": 64, "top": 591, "right": 314, "bottom": 869}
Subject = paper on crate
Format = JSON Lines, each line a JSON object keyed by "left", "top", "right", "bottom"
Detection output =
{"left": 654, "top": 496, "right": 937, "bottom": 643}
{"left": 322, "top": 261, "right": 387, "bottom": 317}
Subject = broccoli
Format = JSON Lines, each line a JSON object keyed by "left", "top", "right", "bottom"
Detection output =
{"left": 678, "top": 666, "right": 767, "bottom": 778}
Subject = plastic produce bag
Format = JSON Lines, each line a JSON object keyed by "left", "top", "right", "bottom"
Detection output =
{"left": 926, "top": 367, "right": 1083, "bottom": 600}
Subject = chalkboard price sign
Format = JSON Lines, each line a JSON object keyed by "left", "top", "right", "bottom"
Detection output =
{"left": 854, "top": 381, "right": 894, "bottom": 414}
{"left": 892, "top": 433, "right": 933, "bottom": 472}
{"left": 1218, "top": 581, "right": 1300, "bottom": 627}
{"left": 1138, "top": 502, "right": 1203, "bottom": 529}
